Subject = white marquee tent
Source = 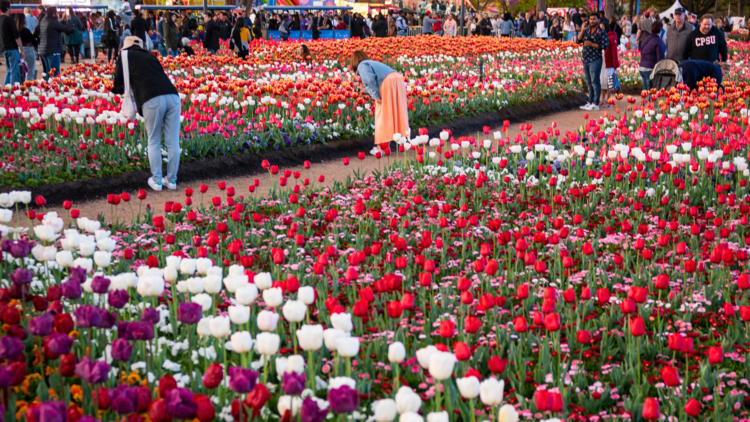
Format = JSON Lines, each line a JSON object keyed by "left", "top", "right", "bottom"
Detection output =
{"left": 659, "top": 0, "right": 687, "bottom": 19}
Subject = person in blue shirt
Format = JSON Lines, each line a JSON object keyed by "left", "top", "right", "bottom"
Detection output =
{"left": 680, "top": 60, "right": 724, "bottom": 92}
{"left": 350, "top": 50, "right": 409, "bottom": 155}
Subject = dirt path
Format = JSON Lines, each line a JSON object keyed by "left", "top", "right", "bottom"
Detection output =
{"left": 31, "top": 100, "right": 625, "bottom": 225}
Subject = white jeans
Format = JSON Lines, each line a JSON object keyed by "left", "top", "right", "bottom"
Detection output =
{"left": 142, "top": 94, "right": 181, "bottom": 182}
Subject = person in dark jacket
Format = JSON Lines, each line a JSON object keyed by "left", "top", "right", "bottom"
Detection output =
{"left": 102, "top": 10, "right": 120, "bottom": 62}
{"left": 163, "top": 13, "right": 179, "bottom": 56}
{"left": 521, "top": 12, "right": 535, "bottom": 38}
{"left": 550, "top": 17, "right": 563, "bottom": 41}
{"left": 0, "top": 1, "right": 25, "bottom": 86}
{"left": 639, "top": 21, "right": 665, "bottom": 90}
{"left": 684, "top": 14, "right": 728, "bottom": 63}
{"left": 203, "top": 13, "right": 219, "bottom": 54}
{"left": 112, "top": 36, "right": 181, "bottom": 192}
{"left": 130, "top": 10, "right": 148, "bottom": 48}
{"left": 372, "top": 14, "right": 387, "bottom": 37}
{"left": 218, "top": 13, "right": 231, "bottom": 40}
{"left": 311, "top": 11, "right": 320, "bottom": 40}
{"left": 252, "top": 13, "right": 262, "bottom": 40}
{"left": 350, "top": 13, "right": 363, "bottom": 38}
{"left": 146, "top": 11, "right": 157, "bottom": 31}
{"left": 680, "top": 59, "right": 724, "bottom": 91}
{"left": 61, "top": 7, "right": 82, "bottom": 63}
{"left": 33, "top": 6, "right": 73, "bottom": 79}
{"left": 479, "top": 13, "right": 492, "bottom": 36}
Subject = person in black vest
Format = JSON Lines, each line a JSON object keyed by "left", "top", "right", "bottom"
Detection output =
{"left": 33, "top": 6, "right": 73, "bottom": 79}
{"left": 0, "top": 1, "right": 24, "bottom": 86}
{"left": 680, "top": 60, "right": 724, "bottom": 92}
{"left": 130, "top": 10, "right": 148, "bottom": 48}
{"left": 372, "top": 14, "right": 387, "bottom": 37}
{"left": 218, "top": 13, "right": 231, "bottom": 40}
{"left": 112, "top": 36, "right": 180, "bottom": 192}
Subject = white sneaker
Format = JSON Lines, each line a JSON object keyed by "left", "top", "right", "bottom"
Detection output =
{"left": 148, "top": 177, "right": 162, "bottom": 191}
{"left": 589, "top": 104, "right": 600, "bottom": 110}
{"left": 370, "top": 147, "right": 379, "bottom": 156}
{"left": 579, "top": 103, "right": 591, "bottom": 110}
{"left": 162, "top": 177, "right": 177, "bottom": 190}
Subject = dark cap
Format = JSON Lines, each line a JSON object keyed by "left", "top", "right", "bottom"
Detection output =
{"left": 674, "top": 7, "right": 685, "bottom": 14}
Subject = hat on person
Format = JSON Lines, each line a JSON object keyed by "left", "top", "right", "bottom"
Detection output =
{"left": 122, "top": 36, "right": 143, "bottom": 50}
{"left": 674, "top": 7, "right": 685, "bottom": 14}
{"left": 182, "top": 37, "right": 190, "bottom": 45}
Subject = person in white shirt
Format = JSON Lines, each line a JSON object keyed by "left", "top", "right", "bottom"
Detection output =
{"left": 118, "top": 0, "right": 132, "bottom": 32}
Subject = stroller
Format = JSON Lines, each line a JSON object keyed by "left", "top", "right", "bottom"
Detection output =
{"left": 650, "top": 59, "right": 682, "bottom": 91}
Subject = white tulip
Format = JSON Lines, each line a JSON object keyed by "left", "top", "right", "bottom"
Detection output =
{"left": 373, "top": 399, "right": 397, "bottom": 422}
{"left": 137, "top": 275, "right": 164, "bottom": 297}
{"left": 41, "top": 246, "right": 56, "bottom": 262}
{"left": 277, "top": 396, "right": 302, "bottom": 416}
{"left": 426, "top": 412, "right": 449, "bottom": 422}
{"left": 336, "top": 337, "right": 360, "bottom": 357}
{"left": 96, "top": 237, "right": 116, "bottom": 252}
{"left": 331, "top": 313, "right": 353, "bottom": 332}
{"left": 254, "top": 272, "right": 273, "bottom": 289}
{"left": 328, "top": 376, "right": 356, "bottom": 389}
{"left": 55, "top": 251, "right": 74, "bottom": 268}
{"left": 165, "top": 255, "right": 182, "bottom": 269}
{"left": 456, "top": 377, "right": 480, "bottom": 399}
{"left": 192, "top": 293, "right": 213, "bottom": 312}
{"left": 497, "top": 404, "right": 518, "bottom": 422}
{"left": 479, "top": 378, "right": 504, "bottom": 406}
{"left": 395, "top": 386, "right": 422, "bottom": 414}
{"left": 93, "top": 251, "right": 112, "bottom": 268}
{"left": 223, "top": 274, "right": 247, "bottom": 293}
{"left": 72, "top": 258, "right": 93, "bottom": 272}
{"left": 196, "top": 257, "right": 213, "bottom": 275}
{"left": 202, "top": 275, "right": 223, "bottom": 294}
{"left": 209, "top": 316, "right": 230, "bottom": 338}
{"left": 297, "top": 286, "right": 315, "bottom": 305}
{"left": 230, "top": 331, "right": 253, "bottom": 353}
{"left": 186, "top": 277, "right": 205, "bottom": 294}
{"left": 228, "top": 305, "right": 250, "bottom": 325}
{"left": 286, "top": 354, "right": 305, "bottom": 373}
{"left": 282, "top": 300, "right": 306, "bottom": 322}
{"left": 197, "top": 316, "right": 213, "bottom": 337}
{"left": 263, "top": 287, "right": 284, "bottom": 307}
{"left": 256, "top": 332, "right": 280, "bottom": 355}
{"left": 163, "top": 267, "right": 178, "bottom": 283}
{"left": 18, "top": 191, "right": 31, "bottom": 204}
{"left": 0, "top": 209, "right": 12, "bottom": 223}
{"left": 235, "top": 284, "right": 259, "bottom": 305}
{"left": 323, "top": 328, "right": 349, "bottom": 350}
{"left": 400, "top": 413, "right": 424, "bottom": 422}
{"left": 34, "top": 225, "right": 59, "bottom": 242}
{"left": 180, "top": 258, "right": 196, "bottom": 275}
{"left": 0, "top": 193, "right": 13, "bottom": 208}
{"left": 388, "top": 341, "right": 406, "bottom": 363}
{"left": 428, "top": 352, "right": 456, "bottom": 380}
{"left": 416, "top": 345, "right": 438, "bottom": 369}
{"left": 257, "top": 310, "right": 279, "bottom": 331}
{"left": 297, "top": 324, "right": 324, "bottom": 351}
{"left": 78, "top": 241, "right": 96, "bottom": 256}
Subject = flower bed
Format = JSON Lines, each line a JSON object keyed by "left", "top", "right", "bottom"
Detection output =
{"left": 0, "top": 37, "right": 642, "bottom": 188}
{"left": 0, "top": 75, "right": 749, "bottom": 422}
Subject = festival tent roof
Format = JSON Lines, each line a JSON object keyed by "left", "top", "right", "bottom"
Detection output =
{"left": 659, "top": 0, "right": 686, "bottom": 19}
{"left": 11, "top": 4, "right": 109, "bottom": 9}
{"left": 134, "top": 5, "right": 239, "bottom": 10}
{"left": 257, "top": 5, "right": 352, "bottom": 10}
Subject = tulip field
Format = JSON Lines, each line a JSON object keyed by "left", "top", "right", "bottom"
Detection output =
{"left": 0, "top": 41, "right": 749, "bottom": 422}
{"left": 0, "top": 37, "right": 647, "bottom": 188}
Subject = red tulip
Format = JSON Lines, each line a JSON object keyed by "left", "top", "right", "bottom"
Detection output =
{"left": 630, "top": 317, "right": 645, "bottom": 337}
{"left": 386, "top": 301, "right": 403, "bottom": 319}
{"left": 661, "top": 365, "right": 680, "bottom": 386}
{"left": 534, "top": 390, "right": 551, "bottom": 411}
{"left": 642, "top": 398, "right": 660, "bottom": 420}
{"left": 35, "top": 196, "right": 46, "bottom": 206}
{"left": 453, "top": 342, "right": 471, "bottom": 361}
{"left": 514, "top": 316, "right": 528, "bottom": 333}
{"left": 544, "top": 313, "right": 560, "bottom": 331}
{"left": 203, "top": 363, "right": 224, "bottom": 389}
{"left": 684, "top": 398, "right": 701, "bottom": 416}
{"left": 464, "top": 315, "right": 481, "bottom": 333}
{"left": 138, "top": 189, "right": 147, "bottom": 200}
{"left": 487, "top": 356, "right": 507, "bottom": 373}
{"left": 62, "top": 200, "right": 72, "bottom": 209}
{"left": 708, "top": 345, "right": 723, "bottom": 364}
{"left": 439, "top": 320, "right": 455, "bottom": 338}
{"left": 576, "top": 330, "right": 590, "bottom": 344}
{"left": 668, "top": 333, "right": 685, "bottom": 352}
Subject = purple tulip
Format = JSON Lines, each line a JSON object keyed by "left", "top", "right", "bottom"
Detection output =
{"left": 300, "top": 397, "right": 329, "bottom": 422}
{"left": 4, "top": 239, "right": 32, "bottom": 258}
{"left": 118, "top": 321, "right": 133, "bottom": 340}
{"left": 129, "top": 322, "right": 154, "bottom": 341}
{"left": 0, "top": 364, "right": 13, "bottom": 388}
{"left": 111, "top": 338, "right": 133, "bottom": 362}
{"left": 0, "top": 336, "right": 23, "bottom": 360}
{"left": 327, "top": 385, "right": 359, "bottom": 414}
{"left": 69, "top": 266, "right": 87, "bottom": 284}
{"left": 10, "top": 268, "right": 32, "bottom": 285}
{"left": 282, "top": 371, "right": 306, "bottom": 395}
{"left": 29, "top": 313, "right": 54, "bottom": 337}
{"left": 77, "top": 417, "right": 101, "bottom": 422}
{"left": 75, "top": 356, "right": 110, "bottom": 385}
{"left": 228, "top": 366, "right": 258, "bottom": 394}
{"left": 91, "top": 275, "right": 111, "bottom": 294}
{"left": 47, "top": 333, "right": 74, "bottom": 355}
{"left": 110, "top": 385, "right": 138, "bottom": 415}
{"left": 141, "top": 308, "right": 160, "bottom": 324}
{"left": 166, "top": 388, "right": 198, "bottom": 419}
{"left": 108, "top": 289, "right": 130, "bottom": 309}
{"left": 27, "top": 401, "right": 65, "bottom": 422}
{"left": 177, "top": 302, "right": 202, "bottom": 324}
{"left": 74, "top": 305, "right": 102, "bottom": 328}
{"left": 100, "top": 309, "right": 117, "bottom": 329}
{"left": 61, "top": 279, "right": 82, "bottom": 300}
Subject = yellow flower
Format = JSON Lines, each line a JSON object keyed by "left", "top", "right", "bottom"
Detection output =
{"left": 70, "top": 384, "right": 83, "bottom": 402}
{"left": 128, "top": 372, "right": 142, "bottom": 385}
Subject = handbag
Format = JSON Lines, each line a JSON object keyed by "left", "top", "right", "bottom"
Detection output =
{"left": 120, "top": 50, "right": 137, "bottom": 120}
{"left": 607, "top": 71, "right": 619, "bottom": 89}
{"left": 145, "top": 33, "right": 154, "bottom": 50}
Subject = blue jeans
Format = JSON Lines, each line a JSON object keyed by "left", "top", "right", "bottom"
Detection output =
{"left": 41, "top": 54, "right": 61, "bottom": 80}
{"left": 583, "top": 58, "right": 603, "bottom": 105}
{"left": 157, "top": 42, "right": 168, "bottom": 57}
{"left": 566, "top": 31, "right": 577, "bottom": 41}
{"left": 640, "top": 70, "right": 652, "bottom": 90}
{"left": 142, "top": 94, "right": 181, "bottom": 182}
{"left": 3, "top": 50, "right": 20, "bottom": 86}
{"left": 168, "top": 49, "right": 178, "bottom": 57}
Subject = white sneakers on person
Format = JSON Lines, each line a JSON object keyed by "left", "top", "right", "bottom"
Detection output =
{"left": 148, "top": 177, "right": 163, "bottom": 191}
{"left": 162, "top": 177, "right": 177, "bottom": 190}
{"left": 589, "top": 104, "right": 600, "bottom": 110}
{"left": 370, "top": 147, "right": 380, "bottom": 156}
{"left": 579, "top": 103, "right": 592, "bottom": 110}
